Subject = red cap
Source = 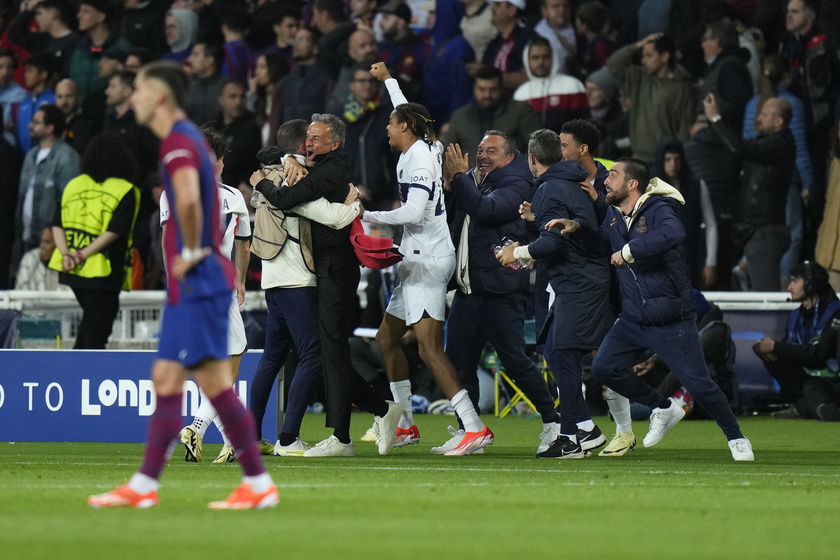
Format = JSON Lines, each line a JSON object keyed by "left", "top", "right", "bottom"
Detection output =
{"left": 350, "top": 218, "right": 403, "bottom": 269}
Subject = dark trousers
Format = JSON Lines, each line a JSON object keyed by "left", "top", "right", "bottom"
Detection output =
{"left": 72, "top": 287, "right": 120, "bottom": 349}
{"left": 317, "top": 252, "right": 387, "bottom": 434}
{"left": 763, "top": 358, "right": 839, "bottom": 418}
{"left": 591, "top": 317, "right": 743, "bottom": 440}
{"left": 744, "top": 224, "right": 790, "bottom": 291}
{"left": 545, "top": 344, "right": 589, "bottom": 435}
{"left": 249, "top": 286, "right": 322, "bottom": 439}
{"left": 446, "top": 291, "right": 558, "bottom": 423}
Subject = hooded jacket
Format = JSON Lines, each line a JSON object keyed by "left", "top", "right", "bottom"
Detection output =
{"left": 513, "top": 42, "right": 589, "bottom": 133}
{"left": 653, "top": 137, "right": 705, "bottom": 285}
{"left": 529, "top": 160, "right": 611, "bottom": 349}
{"left": 447, "top": 151, "right": 535, "bottom": 296}
{"left": 600, "top": 178, "right": 694, "bottom": 326}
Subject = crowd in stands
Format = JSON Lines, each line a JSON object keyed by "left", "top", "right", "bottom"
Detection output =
{"left": 1, "top": 0, "right": 839, "bottom": 295}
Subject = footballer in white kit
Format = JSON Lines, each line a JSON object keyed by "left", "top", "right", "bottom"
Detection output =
{"left": 360, "top": 63, "right": 493, "bottom": 457}
{"left": 159, "top": 184, "right": 250, "bottom": 355}
{"left": 362, "top": 91, "right": 455, "bottom": 326}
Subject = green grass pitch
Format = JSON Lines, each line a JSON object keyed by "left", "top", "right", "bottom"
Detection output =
{"left": 1, "top": 414, "right": 838, "bottom": 559}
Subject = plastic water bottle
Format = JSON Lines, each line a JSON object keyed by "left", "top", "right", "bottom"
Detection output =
{"left": 492, "top": 238, "right": 531, "bottom": 270}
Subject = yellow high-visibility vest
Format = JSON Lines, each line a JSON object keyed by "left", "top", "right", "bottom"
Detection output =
{"left": 48, "top": 174, "right": 140, "bottom": 284}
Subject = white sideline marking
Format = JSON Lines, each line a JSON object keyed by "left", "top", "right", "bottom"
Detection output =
{"left": 4, "top": 460, "right": 839, "bottom": 479}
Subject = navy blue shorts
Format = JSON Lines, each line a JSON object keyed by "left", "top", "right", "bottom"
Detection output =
{"left": 158, "top": 294, "right": 230, "bottom": 368}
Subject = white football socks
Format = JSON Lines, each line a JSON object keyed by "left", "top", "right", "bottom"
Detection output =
{"left": 192, "top": 392, "right": 218, "bottom": 438}
{"left": 605, "top": 387, "right": 632, "bottom": 433}
{"left": 243, "top": 472, "right": 273, "bottom": 493}
{"left": 450, "top": 389, "right": 483, "bottom": 432}
{"left": 389, "top": 379, "right": 414, "bottom": 429}
{"left": 128, "top": 472, "right": 159, "bottom": 494}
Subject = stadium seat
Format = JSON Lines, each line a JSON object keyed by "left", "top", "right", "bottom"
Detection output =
{"left": 18, "top": 317, "right": 62, "bottom": 349}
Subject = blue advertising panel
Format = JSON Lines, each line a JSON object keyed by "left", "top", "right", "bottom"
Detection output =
{"left": 0, "top": 350, "right": 278, "bottom": 443}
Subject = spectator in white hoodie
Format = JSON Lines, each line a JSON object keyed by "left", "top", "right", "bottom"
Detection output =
{"left": 513, "top": 36, "right": 588, "bottom": 133}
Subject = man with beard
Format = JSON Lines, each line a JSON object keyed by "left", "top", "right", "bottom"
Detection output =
{"left": 547, "top": 158, "right": 754, "bottom": 461}
{"left": 378, "top": 1, "right": 431, "bottom": 100}
{"left": 328, "top": 26, "right": 380, "bottom": 112}
{"left": 55, "top": 79, "right": 93, "bottom": 155}
{"left": 217, "top": 79, "right": 261, "bottom": 190}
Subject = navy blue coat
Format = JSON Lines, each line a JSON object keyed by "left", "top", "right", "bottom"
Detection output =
{"left": 448, "top": 151, "right": 535, "bottom": 296}
{"left": 599, "top": 188, "right": 695, "bottom": 326}
{"left": 530, "top": 160, "right": 612, "bottom": 350}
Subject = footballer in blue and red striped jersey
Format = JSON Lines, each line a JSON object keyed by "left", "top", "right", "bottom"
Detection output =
{"left": 159, "top": 120, "right": 234, "bottom": 305}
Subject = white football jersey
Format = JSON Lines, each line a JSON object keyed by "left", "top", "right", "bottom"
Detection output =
{"left": 395, "top": 139, "right": 454, "bottom": 258}
{"left": 159, "top": 183, "right": 251, "bottom": 259}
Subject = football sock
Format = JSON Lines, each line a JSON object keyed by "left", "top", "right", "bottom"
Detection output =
{"left": 210, "top": 388, "right": 265, "bottom": 477}
{"left": 389, "top": 380, "right": 414, "bottom": 429}
{"left": 213, "top": 416, "right": 231, "bottom": 447}
{"left": 562, "top": 433, "right": 579, "bottom": 444}
{"left": 451, "top": 389, "right": 483, "bottom": 432}
{"left": 577, "top": 419, "right": 595, "bottom": 432}
{"left": 127, "top": 472, "right": 159, "bottom": 494}
{"left": 138, "top": 393, "right": 182, "bottom": 480}
{"left": 192, "top": 391, "right": 217, "bottom": 437}
{"left": 605, "top": 388, "right": 633, "bottom": 434}
{"left": 243, "top": 472, "right": 273, "bottom": 494}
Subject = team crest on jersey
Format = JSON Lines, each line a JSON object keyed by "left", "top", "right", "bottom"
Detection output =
{"left": 634, "top": 216, "right": 648, "bottom": 233}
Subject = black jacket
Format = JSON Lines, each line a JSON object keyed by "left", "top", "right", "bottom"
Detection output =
{"left": 710, "top": 119, "right": 795, "bottom": 228}
{"left": 447, "top": 151, "right": 535, "bottom": 296}
{"left": 255, "top": 150, "right": 353, "bottom": 257}
{"left": 701, "top": 45, "right": 754, "bottom": 126}
{"left": 530, "top": 160, "right": 612, "bottom": 349}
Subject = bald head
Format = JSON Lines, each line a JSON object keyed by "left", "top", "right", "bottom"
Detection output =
{"left": 756, "top": 97, "right": 792, "bottom": 135}
{"left": 347, "top": 27, "right": 377, "bottom": 64}
{"left": 55, "top": 79, "right": 80, "bottom": 116}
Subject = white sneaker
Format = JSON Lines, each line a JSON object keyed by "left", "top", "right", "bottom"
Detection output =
{"left": 728, "top": 437, "right": 754, "bottom": 461}
{"left": 643, "top": 398, "right": 686, "bottom": 448}
{"left": 302, "top": 436, "right": 355, "bottom": 457}
{"left": 374, "top": 401, "right": 402, "bottom": 455}
{"left": 537, "top": 422, "right": 561, "bottom": 454}
{"left": 430, "top": 425, "right": 484, "bottom": 455}
{"left": 275, "top": 437, "right": 310, "bottom": 457}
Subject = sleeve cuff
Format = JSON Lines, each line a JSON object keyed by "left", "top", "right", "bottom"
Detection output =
{"left": 513, "top": 245, "right": 531, "bottom": 260}
{"left": 621, "top": 244, "right": 635, "bottom": 263}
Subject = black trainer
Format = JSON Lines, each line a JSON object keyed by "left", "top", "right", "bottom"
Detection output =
{"left": 536, "top": 436, "right": 584, "bottom": 459}
{"left": 577, "top": 425, "right": 606, "bottom": 451}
